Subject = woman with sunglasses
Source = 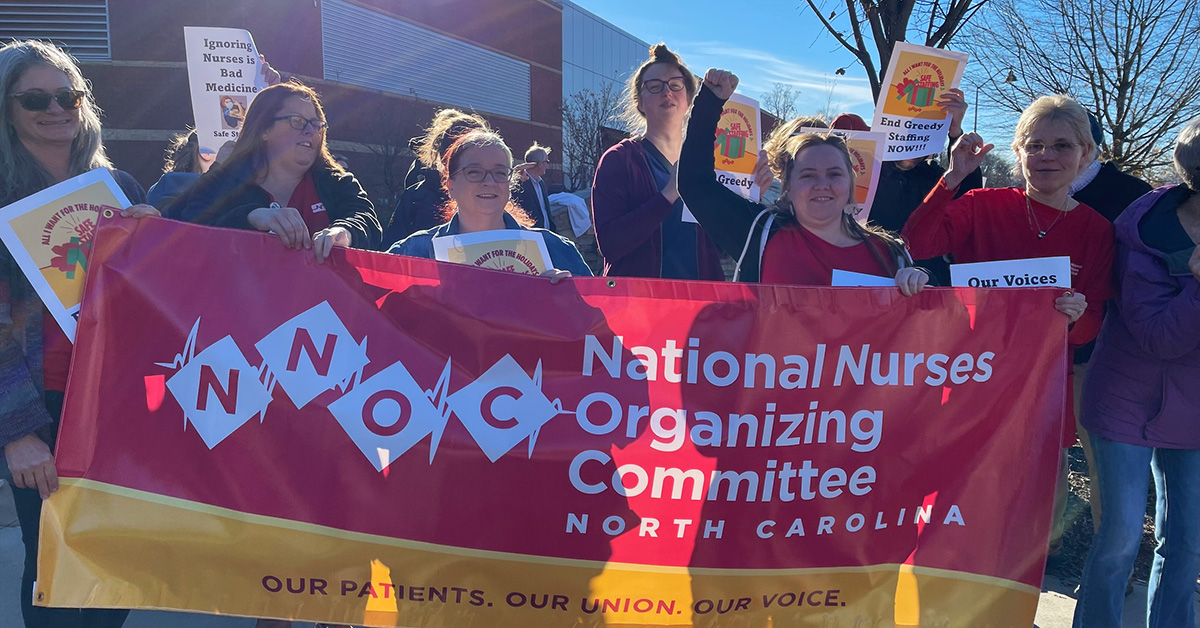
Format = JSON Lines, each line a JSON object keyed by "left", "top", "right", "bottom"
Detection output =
{"left": 590, "top": 44, "right": 727, "bottom": 280}
{"left": 389, "top": 129, "right": 590, "bottom": 279}
{"left": 0, "top": 39, "right": 158, "bottom": 628}
{"left": 169, "top": 81, "right": 381, "bottom": 260}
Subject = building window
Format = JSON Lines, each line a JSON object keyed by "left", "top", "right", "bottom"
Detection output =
{"left": 321, "top": 0, "right": 531, "bottom": 121}
{"left": 0, "top": 1, "right": 111, "bottom": 61}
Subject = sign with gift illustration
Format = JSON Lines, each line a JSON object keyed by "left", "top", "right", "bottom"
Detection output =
{"left": 713, "top": 93, "right": 762, "bottom": 202}
{"left": 432, "top": 229, "right": 553, "bottom": 275}
{"left": 184, "top": 26, "right": 273, "bottom": 159}
{"left": 0, "top": 168, "right": 130, "bottom": 340}
{"left": 872, "top": 42, "right": 968, "bottom": 161}
{"left": 38, "top": 217, "right": 1067, "bottom": 628}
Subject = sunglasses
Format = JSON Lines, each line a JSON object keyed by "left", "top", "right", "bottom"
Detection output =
{"left": 11, "top": 89, "right": 87, "bottom": 112}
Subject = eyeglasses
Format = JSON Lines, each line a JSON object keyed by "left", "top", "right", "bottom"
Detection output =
{"left": 641, "top": 77, "right": 686, "bottom": 94}
{"left": 1020, "top": 141, "right": 1079, "bottom": 156}
{"left": 272, "top": 114, "right": 328, "bottom": 132}
{"left": 11, "top": 89, "right": 86, "bottom": 112}
{"left": 452, "top": 166, "right": 513, "bottom": 183}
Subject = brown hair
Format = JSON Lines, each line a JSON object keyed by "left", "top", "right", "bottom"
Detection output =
{"left": 216, "top": 80, "right": 342, "bottom": 180}
{"left": 769, "top": 131, "right": 910, "bottom": 276}
{"left": 415, "top": 108, "right": 490, "bottom": 171}
{"left": 437, "top": 130, "right": 533, "bottom": 227}
{"left": 162, "top": 129, "right": 200, "bottom": 174}
{"left": 621, "top": 43, "right": 697, "bottom": 134}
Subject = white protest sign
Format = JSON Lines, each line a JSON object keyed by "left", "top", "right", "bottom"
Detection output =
{"left": 950, "top": 256, "right": 1072, "bottom": 289}
{"left": 872, "top": 42, "right": 968, "bottom": 161}
{"left": 714, "top": 93, "right": 763, "bottom": 202}
{"left": 831, "top": 269, "right": 894, "bottom": 287}
{"left": 183, "top": 27, "right": 272, "bottom": 159}
{"left": 432, "top": 229, "right": 554, "bottom": 276}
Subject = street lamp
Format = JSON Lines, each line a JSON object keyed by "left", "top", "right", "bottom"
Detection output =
{"left": 974, "top": 68, "right": 1018, "bottom": 132}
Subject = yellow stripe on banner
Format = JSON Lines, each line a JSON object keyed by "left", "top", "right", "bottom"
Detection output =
{"left": 38, "top": 480, "right": 1041, "bottom": 627}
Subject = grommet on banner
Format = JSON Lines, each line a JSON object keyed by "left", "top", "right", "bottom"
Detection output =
{"left": 607, "top": 279, "right": 616, "bottom": 288}
{"left": 36, "top": 591, "right": 44, "bottom": 602}
{"left": 101, "top": 208, "right": 115, "bottom": 219}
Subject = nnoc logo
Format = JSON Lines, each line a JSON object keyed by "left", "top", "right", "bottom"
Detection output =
{"left": 157, "top": 301, "right": 562, "bottom": 471}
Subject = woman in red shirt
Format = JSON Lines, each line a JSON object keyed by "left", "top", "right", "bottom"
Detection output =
{"left": 902, "top": 94, "right": 1116, "bottom": 557}
{"left": 678, "top": 69, "right": 929, "bottom": 294}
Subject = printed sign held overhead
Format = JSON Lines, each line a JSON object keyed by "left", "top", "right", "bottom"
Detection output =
{"left": 872, "top": 42, "right": 968, "bottom": 161}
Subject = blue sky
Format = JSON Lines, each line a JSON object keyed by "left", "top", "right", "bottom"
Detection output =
{"left": 575, "top": 0, "right": 1018, "bottom": 155}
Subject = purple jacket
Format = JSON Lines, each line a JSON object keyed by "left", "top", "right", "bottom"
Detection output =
{"left": 1081, "top": 185, "right": 1200, "bottom": 449}
{"left": 590, "top": 138, "right": 724, "bottom": 279}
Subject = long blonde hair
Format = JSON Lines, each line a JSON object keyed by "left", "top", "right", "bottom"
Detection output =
{"left": 0, "top": 40, "right": 110, "bottom": 200}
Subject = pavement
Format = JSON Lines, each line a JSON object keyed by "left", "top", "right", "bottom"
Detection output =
{"left": 0, "top": 480, "right": 1184, "bottom": 627}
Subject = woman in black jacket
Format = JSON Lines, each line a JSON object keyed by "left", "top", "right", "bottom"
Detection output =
{"left": 168, "top": 81, "right": 381, "bottom": 259}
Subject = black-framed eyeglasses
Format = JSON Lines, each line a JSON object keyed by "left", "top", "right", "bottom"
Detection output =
{"left": 641, "top": 77, "right": 686, "bottom": 94}
{"left": 272, "top": 114, "right": 328, "bottom": 132}
{"left": 452, "top": 166, "right": 513, "bottom": 183}
{"left": 11, "top": 89, "right": 86, "bottom": 112}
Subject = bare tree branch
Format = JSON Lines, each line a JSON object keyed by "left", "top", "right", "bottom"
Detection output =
{"left": 965, "top": 0, "right": 1200, "bottom": 172}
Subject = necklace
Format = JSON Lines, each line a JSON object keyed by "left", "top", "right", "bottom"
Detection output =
{"left": 1025, "top": 192, "right": 1067, "bottom": 239}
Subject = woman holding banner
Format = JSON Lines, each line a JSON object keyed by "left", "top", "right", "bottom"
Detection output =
{"left": 389, "top": 129, "right": 591, "bottom": 278}
{"left": 677, "top": 68, "right": 930, "bottom": 295}
{"left": 0, "top": 39, "right": 158, "bottom": 628}
{"left": 168, "top": 81, "right": 382, "bottom": 259}
{"left": 1072, "top": 118, "right": 1200, "bottom": 628}
{"left": 901, "top": 95, "right": 1115, "bottom": 556}
{"left": 590, "top": 44, "right": 729, "bottom": 280}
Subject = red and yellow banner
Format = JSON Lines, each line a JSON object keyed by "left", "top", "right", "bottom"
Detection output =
{"left": 40, "top": 217, "right": 1067, "bottom": 627}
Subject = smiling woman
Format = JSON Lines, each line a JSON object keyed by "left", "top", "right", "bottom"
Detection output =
{"left": 388, "top": 130, "right": 592, "bottom": 281}
{"left": 0, "top": 38, "right": 155, "bottom": 628}
{"left": 167, "top": 81, "right": 382, "bottom": 259}
{"left": 676, "top": 68, "right": 928, "bottom": 295}
{"left": 900, "top": 95, "right": 1117, "bottom": 546}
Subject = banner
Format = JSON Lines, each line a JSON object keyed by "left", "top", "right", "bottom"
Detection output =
{"left": 40, "top": 218, "right": 1067, "bottom": 627}
{"left": 432, "top": 229, "right": 553, "bottom": 275}
{"left": 872, "top": 42, "right": 968, "bottom": 161}
{"left": 183, "top": 26, "right": 272, "bottom": 159}
{"left": 0, "top": 168, "right": 130, "bottom": 340}
{"left": 713, "top": 93, "right": 763, "bottom": 202}
{"left": 795, "top": 127, "right": 885, "bottom": 222}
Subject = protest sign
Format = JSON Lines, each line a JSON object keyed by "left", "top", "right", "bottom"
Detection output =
{"left": 795, "top": 127, "right": 886, "bottom": 221}
{"left": 183, "top": 26, "right": 272, "bottom": 159}
{"left": 0, "top": 168, "right": 130, "bottom": 340}
{"left": 950, "top": 256, "right": 1072, "bottom": 289}
{"left": 714, "top": 93, "right": 763, "bottom": 202}
{"left": 431, "top": 229, "right": 553, "bottom": 275}
{"left": 872, "top": 42, "right": 968, "bottom": 161}
{"left": 831, "top": 270, "right": 894, "bottom": 287}
{"left": 39, "top": 218, "right": 1066, "bottom": 627}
